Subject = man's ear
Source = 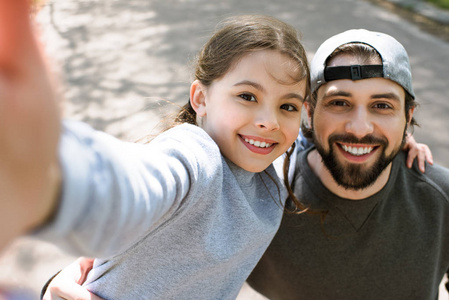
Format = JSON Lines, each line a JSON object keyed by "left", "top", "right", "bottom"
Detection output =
{"left": 407, "top": 106, "right": 415, "bottom": 126}
{"left": 190, "top": 80, "right": 207, "bottom": 117}
{"left": 304, "top": 101, "right": 313, "bottom": 128}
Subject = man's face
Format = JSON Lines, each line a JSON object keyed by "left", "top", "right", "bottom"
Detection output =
{"left": 307, "top": 55, "right": 411, "bottom": 190}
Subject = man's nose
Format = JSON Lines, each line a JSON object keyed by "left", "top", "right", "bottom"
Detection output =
{"left": 345, "top": 106, "right": 374, "bottom": 138}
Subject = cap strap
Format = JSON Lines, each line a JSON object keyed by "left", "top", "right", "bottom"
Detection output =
{"left": 324, "top": 64, "right": 383, "bottom": 81}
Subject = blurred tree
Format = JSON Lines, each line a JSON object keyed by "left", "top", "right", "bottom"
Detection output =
{"left": 427, "top": 0, "right": 449, "bottom": 10}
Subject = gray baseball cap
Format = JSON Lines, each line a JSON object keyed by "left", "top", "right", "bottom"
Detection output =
{"left": 310, "top": 29, "right": 415, "bottom": 98}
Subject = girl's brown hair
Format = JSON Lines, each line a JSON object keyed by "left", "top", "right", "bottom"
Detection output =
{"left": 175, "top": 15, "right": 310, "bottom": 213}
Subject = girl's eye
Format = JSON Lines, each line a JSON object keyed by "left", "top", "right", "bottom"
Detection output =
{"left": 239, "top": 93, "right": 256, "bottom": 102}
{"left": 280, "top": 103, "right": 298, "bottom": 112}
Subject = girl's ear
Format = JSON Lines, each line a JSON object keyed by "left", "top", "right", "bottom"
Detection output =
{"left": 190, "top": 80, "right": 207, "bottom": 117}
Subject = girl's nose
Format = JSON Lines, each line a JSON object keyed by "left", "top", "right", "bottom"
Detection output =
{"left": 255, "top": 109, "right": 280, "bottom": 131}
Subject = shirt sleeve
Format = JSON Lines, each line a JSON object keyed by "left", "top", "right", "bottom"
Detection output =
{"left": 273, "top": 128, "right": 314, "bottom": 185}
{"left": 297, "top": 128, "right": 314, "bottom": 150}
{"left": 35, "top": 121, "right": 200, "bottom": 258}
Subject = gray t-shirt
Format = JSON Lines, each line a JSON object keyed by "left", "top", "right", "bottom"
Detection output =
{"left": 37, "top": 121, "right": 286, "bottom": 300}
{"left": 247, "top": 147, "right": 449, "bottom": 300}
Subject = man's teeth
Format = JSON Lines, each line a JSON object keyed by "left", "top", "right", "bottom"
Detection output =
{"left": 342, "top": 145, "right": 374, "bottom": 156}
{"left": 245, "top": 138, "right": 272, "bottom": 148}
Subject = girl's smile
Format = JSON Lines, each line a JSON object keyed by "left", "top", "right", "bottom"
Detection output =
{"left": 239, "top": 134, "right": 277, "bottom": 155}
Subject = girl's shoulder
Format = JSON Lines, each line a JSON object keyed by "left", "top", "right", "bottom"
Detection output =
{"left": 154, "top": 124, "right": 219, "bottom": 154}
{"left": 157, "top": 123, "right": 211, "bottom": 141}
{"left": 152, "top": 123, "right": 223, "bottom": 174}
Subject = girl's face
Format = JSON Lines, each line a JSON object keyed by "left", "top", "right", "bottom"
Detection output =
{"left": 192, "top": 50, "right": 306, "bottom": 173}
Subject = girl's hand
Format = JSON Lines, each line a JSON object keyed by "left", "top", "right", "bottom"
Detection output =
{"left": 403, "top": 133, "right": 433, "bottom": 173}
{"left": 42, "top": 257, "right": 104, "bottom": 300}
{"left": 0, "top": 0, "right": 61, "bottom": 250}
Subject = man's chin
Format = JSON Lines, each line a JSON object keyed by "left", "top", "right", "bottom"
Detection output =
{"left": 314, "top": 133, "right": 404, "bottom": 192}
{"left": 326, "top": 157, "right": 387, "bottom": 191}
{"left": 337, "top": 179, "right": 377, "bottom": 191}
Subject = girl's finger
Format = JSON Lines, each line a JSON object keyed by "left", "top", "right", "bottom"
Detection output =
{"left": 425, "top": 146, "right": 434, "bottom": 165}
{"left": 406, "top": 148, "right": 418, "bottom": 169}
{"left": 418, "top": 149, "right": 426, "bottom": 173}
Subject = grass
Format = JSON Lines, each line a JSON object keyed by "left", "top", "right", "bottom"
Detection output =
{"left": 427, "top": 0, "right": 449, "bottom": 10}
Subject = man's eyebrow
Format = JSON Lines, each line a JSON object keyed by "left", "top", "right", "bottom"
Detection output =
{"left": 234, "top": 80, "right": 304, "bottom": 102}
{"left": 322, "top": 90, "right": 352, "bottom": 99}
{"left": 322, "top": 91, "right": 401, "bottom": 103}
{"left": 371, "top": 93, "right": 401, "bottom": 102}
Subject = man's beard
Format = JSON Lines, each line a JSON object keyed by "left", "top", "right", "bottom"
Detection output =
{"left": 313, "top": 131, "right": 406, "bottom": 191}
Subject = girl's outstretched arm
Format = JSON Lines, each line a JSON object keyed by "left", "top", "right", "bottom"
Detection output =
{"left": 0, "top": 0, "right": 61, "bottom": 250}
{"left": 403, "top": 133, "right": 433, "bottom": 173}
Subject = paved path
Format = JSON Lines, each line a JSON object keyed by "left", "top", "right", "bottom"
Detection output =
{"left": 0, "top": 0, "right": 448, "bottom": 298}
{"left": 35, "top": 0, "right": 449, "bottom": 166}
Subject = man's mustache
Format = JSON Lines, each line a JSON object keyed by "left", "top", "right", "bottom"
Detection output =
{"left": 328, "top": 133, "right": 388, "bottom": 147}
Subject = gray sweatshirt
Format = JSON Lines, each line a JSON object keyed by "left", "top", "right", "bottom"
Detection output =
{"left": 37, "top": 121, "right": 287, "bottom": 299}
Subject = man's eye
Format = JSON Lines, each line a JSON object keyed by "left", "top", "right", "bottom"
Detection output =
{"left": 239, "top": 93, "right": 256, "bottom": 102}
{"left": 373, "top": 103, "right": 392, "bottom": 109}
{"left": 331, "top": 100, "right": 348, "bottom": 107}
{"left": 280, "top": 104, "right": 298, "bottom": 112}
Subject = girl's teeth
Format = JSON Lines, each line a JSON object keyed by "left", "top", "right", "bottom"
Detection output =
{"left": 342, "top": 145, "right": 374, "bottom": 156}
{"left": 244, "top": 138, "right": 271, "bottom": 148}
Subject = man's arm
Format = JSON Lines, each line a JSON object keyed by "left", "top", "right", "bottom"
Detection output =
{"left": 41, "top": 257, "right": 104, "bottom": 300}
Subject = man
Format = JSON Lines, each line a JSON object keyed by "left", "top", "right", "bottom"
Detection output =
{"left": 246, "top": 29, "right": 449, "bottom": 299}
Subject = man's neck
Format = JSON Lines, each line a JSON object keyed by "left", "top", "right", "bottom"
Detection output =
{"left": 307, "top": 149, "right": 392, "bottom": 200}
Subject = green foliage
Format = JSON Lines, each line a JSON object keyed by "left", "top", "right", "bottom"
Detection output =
{"left": 427, "top": 0, "right": 449, "bottom": 10}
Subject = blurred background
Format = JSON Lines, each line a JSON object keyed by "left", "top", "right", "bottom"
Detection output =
{"left": 1, "top": 0, "right": 449, "bottom": 298}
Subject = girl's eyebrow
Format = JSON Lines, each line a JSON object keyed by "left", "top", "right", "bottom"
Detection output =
{"left": 234, "top": 80, "right": 265, "bottom": 92}
{"left": 234, "top": 80, "right": 304, "bottom": 101}
{"left": 282, "top": 93, "right": 304, "bottom": 102}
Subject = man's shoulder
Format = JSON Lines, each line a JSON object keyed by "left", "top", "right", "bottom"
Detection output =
{"left": 400, "top": 154, "right": 449, "bottom": 202}
{"left": 420, "top": 162, "right": 449, "bottom": 195}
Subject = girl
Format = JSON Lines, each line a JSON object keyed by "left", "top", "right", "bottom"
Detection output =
{"left": 2, "top": 3, "right": 310, "bottom": 298}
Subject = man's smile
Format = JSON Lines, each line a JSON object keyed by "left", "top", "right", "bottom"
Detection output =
{"left": 339, "top": 143, "right": 375, "bottom": 156}
{"left": 335, "top": 142, "right": 380, "bottom": 163}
